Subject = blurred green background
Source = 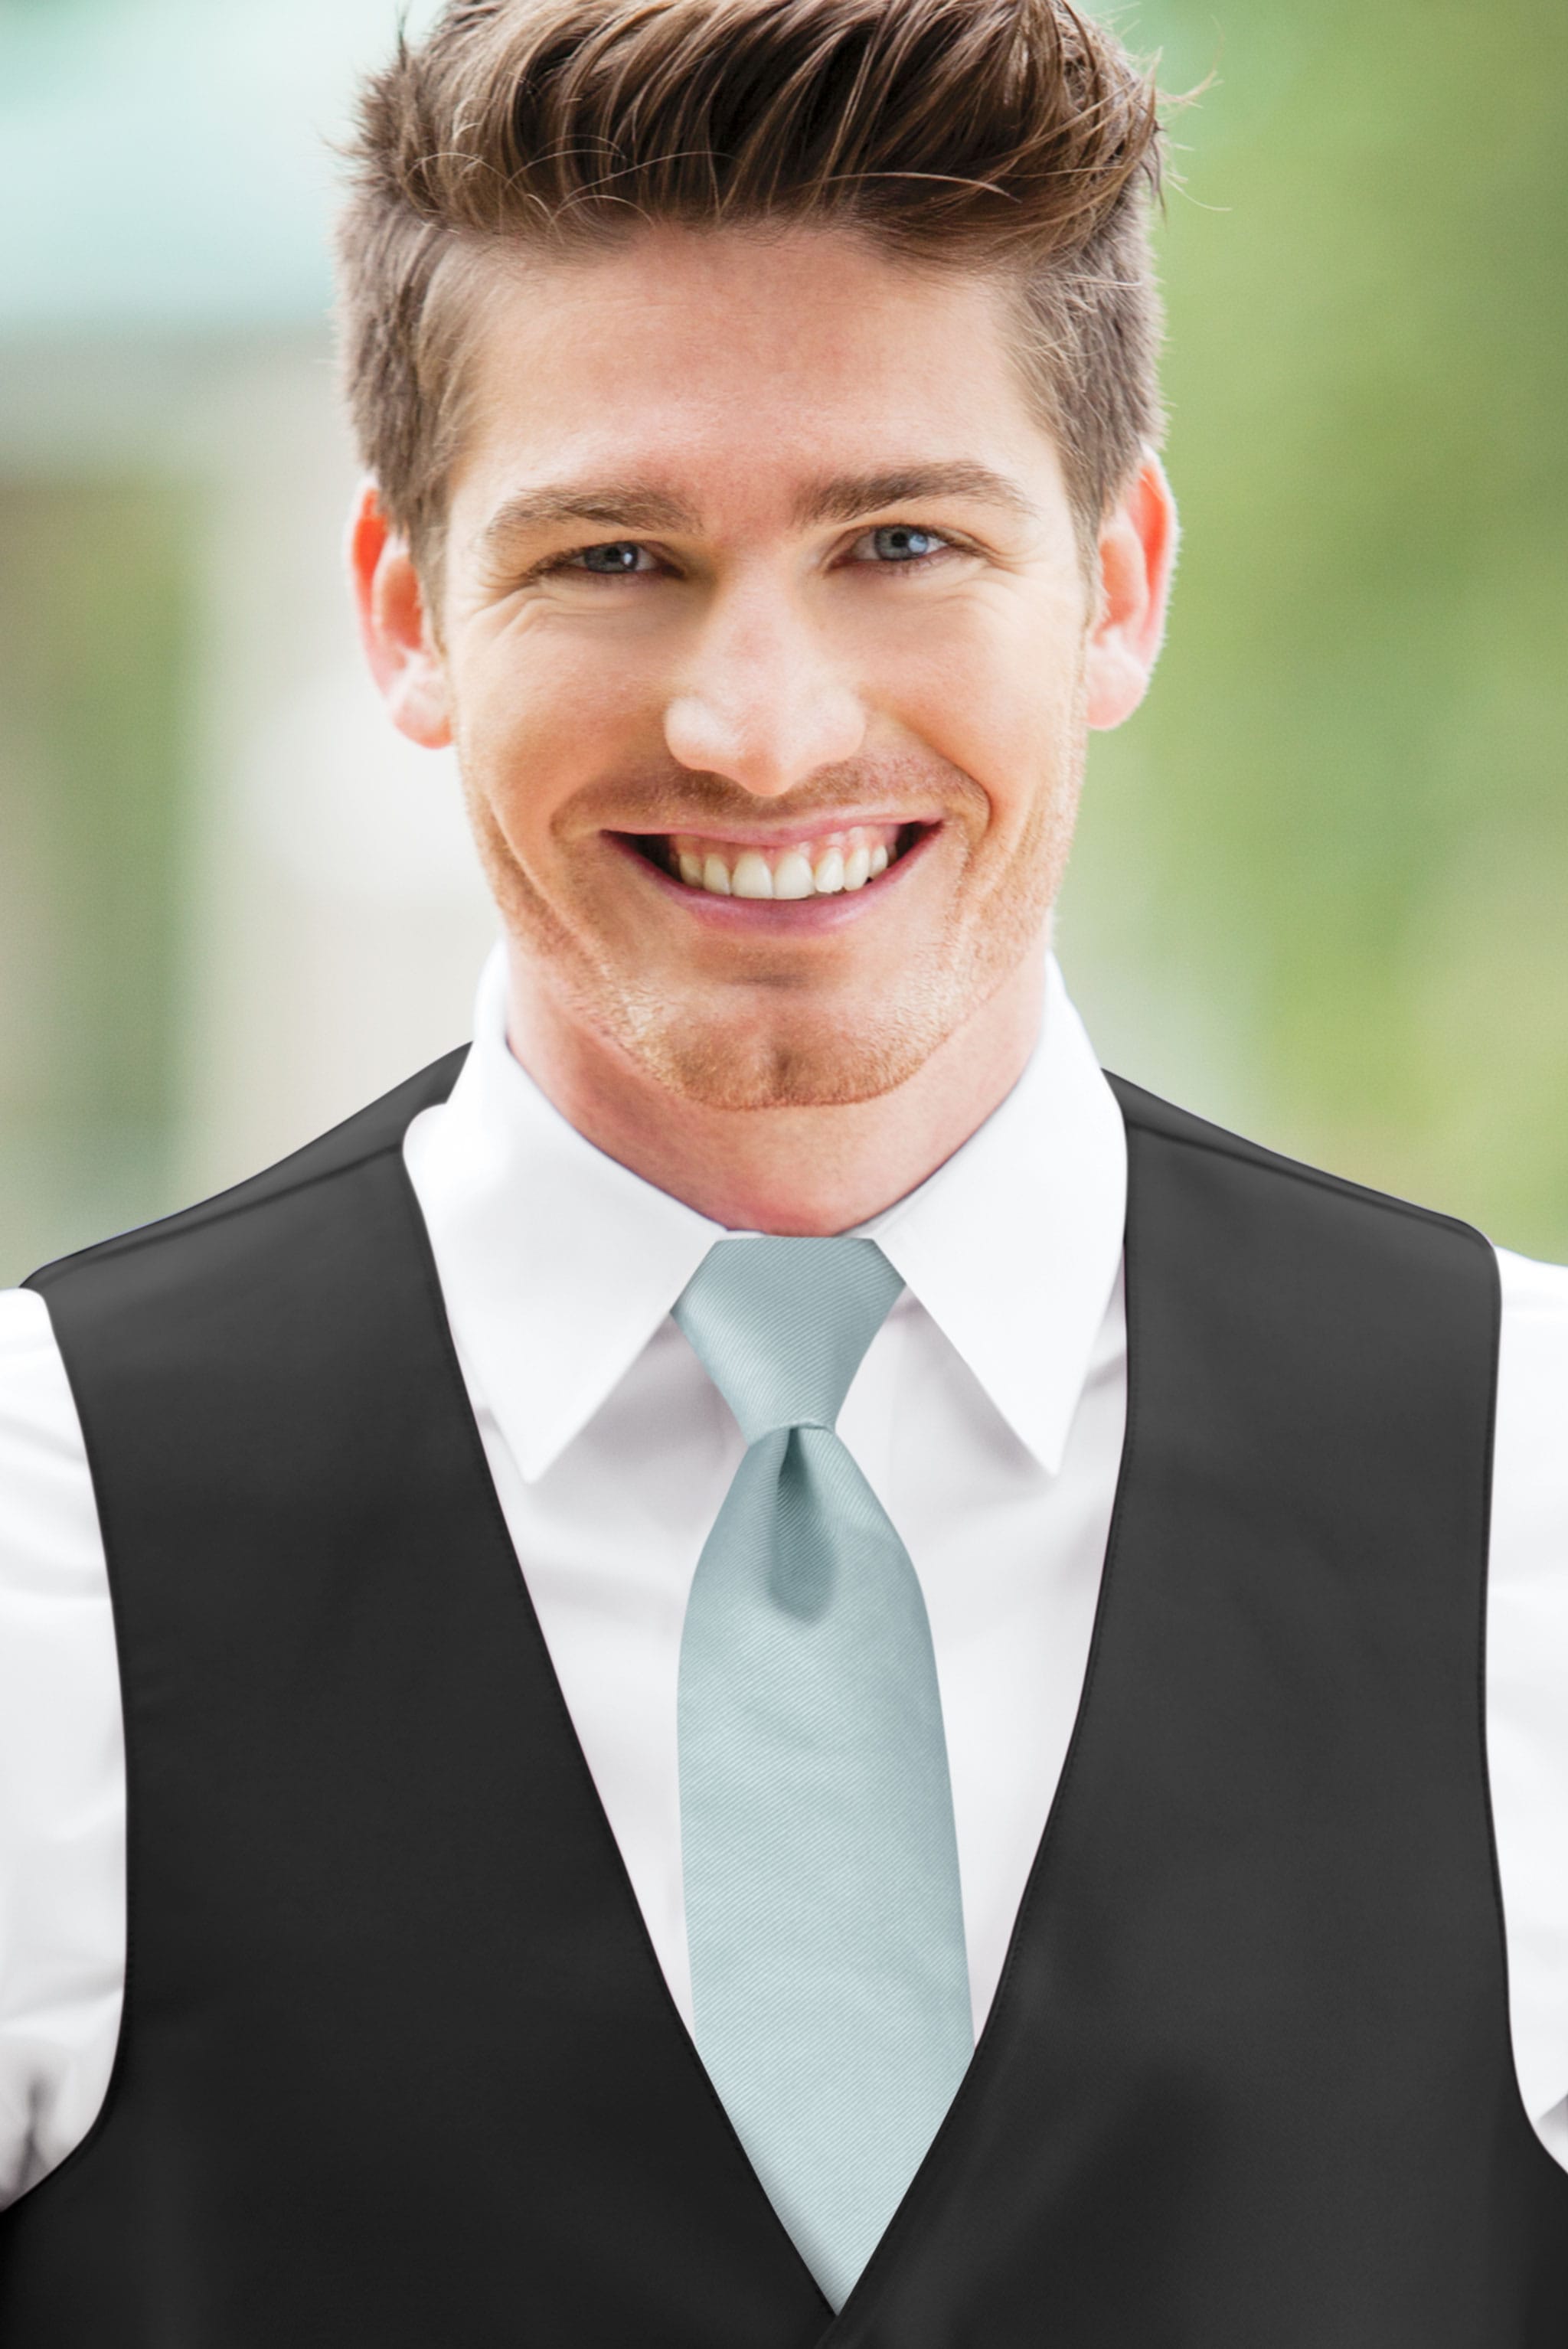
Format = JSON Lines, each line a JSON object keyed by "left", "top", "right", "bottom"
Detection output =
{"left": 1068, "top": 0, "right": 1568, "bottom": 1253}
{"left": 0, "top": 0, "right": 1563, "bottom": 1284}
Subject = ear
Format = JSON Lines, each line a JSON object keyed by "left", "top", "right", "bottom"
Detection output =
{"left": 347, "top": 482, "right": 453, "bottom": 750}
{"left": 1084, "top": 452, "right": 1179, "bottom": 732}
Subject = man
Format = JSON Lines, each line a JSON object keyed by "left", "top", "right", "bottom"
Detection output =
{"left": 1, "top": 0, "right": 1565, "bottom": 2337}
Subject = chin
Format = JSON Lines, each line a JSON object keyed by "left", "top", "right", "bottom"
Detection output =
{"left": 615, "top": 987, "right": 964, "bottom": 1112}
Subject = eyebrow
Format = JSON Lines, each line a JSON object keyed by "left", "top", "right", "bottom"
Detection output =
{"left": 792, "top": 464, "right": 1038, "bottom": 527}
{"left": 478, "top": 461, "right": 1036, "bottom": 556}
{"left": 479, "top": 484, "right": 696, "bottom": 554}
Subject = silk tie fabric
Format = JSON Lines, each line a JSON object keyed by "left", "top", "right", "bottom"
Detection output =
{"left": 673, "top": 1236, "right": 972, "bottom": 2310}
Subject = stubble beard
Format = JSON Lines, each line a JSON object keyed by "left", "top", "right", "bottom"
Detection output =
{"left": 462, "top": 760, "right": 1078, "bottom": 1112}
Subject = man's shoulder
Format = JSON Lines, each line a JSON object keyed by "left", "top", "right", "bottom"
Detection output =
{"left": 1106, "top": 1070, "right": 1497, "bottom": 1257}
{"left": 25, "top": 1046, "right": 469, "bottom": 1300}
{"left": 11, "top": 1045, "right": 472, "bottom": 1450}
{"left": 1110, "top": 1075, "right": 1568, "bottom": 1383}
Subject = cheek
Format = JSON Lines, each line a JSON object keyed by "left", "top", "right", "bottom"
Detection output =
{"left": 887, "top": 603, "right": 1084, "bottom": 838}
{"left": 453, "top": 629, "right": 655, "bottom": 838}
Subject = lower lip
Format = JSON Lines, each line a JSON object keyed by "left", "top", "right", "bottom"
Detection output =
{"left": 610, "top": 826, "right": 939, "bottom": 930}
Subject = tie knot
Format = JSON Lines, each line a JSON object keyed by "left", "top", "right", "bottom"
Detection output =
{"left": 673, "top": 1237, "right": 903, "bottom": 1443}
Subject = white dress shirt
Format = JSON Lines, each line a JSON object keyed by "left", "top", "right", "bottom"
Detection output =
{"left": 2, "top": 946, "right": 1566, "bottom": 2210}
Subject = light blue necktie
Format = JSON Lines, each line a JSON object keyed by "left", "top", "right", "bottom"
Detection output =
{"left": 674, "top": 1237, "right": 972, "bottom": 2310}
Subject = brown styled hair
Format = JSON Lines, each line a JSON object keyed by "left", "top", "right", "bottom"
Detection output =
{"left": 336, "top": 0, "right": 1165, "bottom": 578}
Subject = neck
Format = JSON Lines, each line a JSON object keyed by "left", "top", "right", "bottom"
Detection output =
{"left": 502, "top": 946, "right": 1047, "bottom": 1235}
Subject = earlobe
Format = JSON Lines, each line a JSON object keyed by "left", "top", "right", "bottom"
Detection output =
{"left": 1084, "top": 452, "right": 1178, "bottom": 732}
{"left": 347, "top": 482, "right": 454, "bottom": 751}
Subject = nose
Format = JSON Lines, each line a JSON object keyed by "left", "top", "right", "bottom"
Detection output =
{"left": 662, "top": 575, "right": 867, "bottom": 798}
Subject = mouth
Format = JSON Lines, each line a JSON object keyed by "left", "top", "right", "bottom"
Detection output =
{"left": 615, "top": 819, "right": 930, "bottom": 904}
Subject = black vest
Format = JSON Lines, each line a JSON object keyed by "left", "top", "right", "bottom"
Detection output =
{"left": 2, "top": 1060, "right": 1565, "bottom": 2346}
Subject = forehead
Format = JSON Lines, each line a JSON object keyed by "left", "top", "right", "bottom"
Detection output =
{"left": 447, "top": 223, "right": 1063, "bottom": 526}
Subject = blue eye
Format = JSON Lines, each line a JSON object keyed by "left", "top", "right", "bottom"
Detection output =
{"left": 573, "top": 541, "right": 649, "bottom": 574}
{"left": 864, "top": 525, "right": 946, "bottom": 563}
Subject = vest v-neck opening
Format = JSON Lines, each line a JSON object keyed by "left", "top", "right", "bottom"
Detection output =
{"left": 391, "top": 1112, "right": 1142, "bottom": 2344}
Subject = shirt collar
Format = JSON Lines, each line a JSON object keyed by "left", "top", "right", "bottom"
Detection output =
{"left": 406, "top": 944, "right": 1126, "bottom": 1482}
{"left": 854, "top": 953, "right": 1125, "bottom": 1473}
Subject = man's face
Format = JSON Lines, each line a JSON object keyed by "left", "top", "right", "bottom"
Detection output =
{"left": 392, "top": 226, "right": 1160, "bottom": 1109}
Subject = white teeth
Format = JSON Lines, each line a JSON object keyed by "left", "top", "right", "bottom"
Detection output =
{"left": 671, "top": 830, "right": 907, "bottom": 897}
{"left": 772, "top": 850, "right": 815, "bottom": 900}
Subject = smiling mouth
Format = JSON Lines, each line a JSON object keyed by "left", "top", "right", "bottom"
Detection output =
{"left": 623, "top": 821, "right": 926, "bottom": 900}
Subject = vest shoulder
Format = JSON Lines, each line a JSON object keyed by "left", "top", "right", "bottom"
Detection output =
{"left": 1105, "top": 1071, "right": 1494, "bottom": 1260}
{"left": 26, "top": 1047, "right": 469, "bottom": 1294}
